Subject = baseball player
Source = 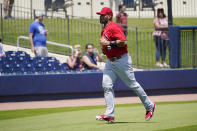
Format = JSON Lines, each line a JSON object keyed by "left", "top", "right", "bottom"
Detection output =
{"left": 95, "top": 7, "right": 156, "bottom": 123}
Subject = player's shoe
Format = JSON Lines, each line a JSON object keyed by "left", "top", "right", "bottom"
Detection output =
{"left": 145, "top": 104, "right": 156, "bottom": 121}
{"left": 96, "top": 114, "right": 115, "bottom": 123}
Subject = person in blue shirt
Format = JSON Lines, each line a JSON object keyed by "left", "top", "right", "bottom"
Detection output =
{"left": 29, "top": 11, "right": 48, "bottom": 57}
{"left": 82, "top": 43, "right": 104, "bottom": 71}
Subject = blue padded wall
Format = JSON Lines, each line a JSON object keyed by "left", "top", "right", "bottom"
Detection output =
{"left": 0, "top": 69, "right": 197, "bottom": 96}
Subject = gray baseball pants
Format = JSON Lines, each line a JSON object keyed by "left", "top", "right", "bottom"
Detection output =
{"left": 102, "top": 53, "right": 154, "bottom": 117}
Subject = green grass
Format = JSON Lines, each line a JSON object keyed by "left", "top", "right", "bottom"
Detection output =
{"left": 158, "top": 124, "right": 197, "bottom": 131}
{"left": 0, "top": 17, "right": 197, "bottom": 68}
{"left": 0, "top": 101, "right": 197, "bottom": 131}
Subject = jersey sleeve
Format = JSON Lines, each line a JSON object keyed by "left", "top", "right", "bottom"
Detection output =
{"left": 29, "top": 23, "right": 35, "bottom": 34}
{"left": 103, "top": 29, "right": 112, "bottom": 41}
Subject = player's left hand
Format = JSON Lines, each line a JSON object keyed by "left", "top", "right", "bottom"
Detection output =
{"left": 116, "top": 40, "right": 127, "bottom": 47}
{"left": 100, "top": 37, "right": 110, "bottom": 46}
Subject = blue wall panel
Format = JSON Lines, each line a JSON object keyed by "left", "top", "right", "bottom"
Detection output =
{"left": 0, "top": 69, "right": 197, "bottom": 96}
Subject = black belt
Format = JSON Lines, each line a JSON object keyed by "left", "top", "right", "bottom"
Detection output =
{"left": 109, "top": 55, "right": 121, "bottom": 62}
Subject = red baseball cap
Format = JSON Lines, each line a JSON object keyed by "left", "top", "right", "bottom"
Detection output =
{"left": 96, "top": 7, "right": 113, "bottom": 17}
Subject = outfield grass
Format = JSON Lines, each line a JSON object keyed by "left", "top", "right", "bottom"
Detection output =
{"left": 0, "top": 101, "right": 197, "bottom": 131}
{"left": 1, "top": 18, "right": 197, "bottom": 68}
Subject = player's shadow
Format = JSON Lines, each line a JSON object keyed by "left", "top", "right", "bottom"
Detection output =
{"left": 110, "top": 121, "right": 158, "bottom": 124}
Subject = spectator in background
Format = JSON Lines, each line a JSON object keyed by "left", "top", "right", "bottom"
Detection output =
{"left": 3, "top": 0, "right": 15, "bottom": 19}
{"left": 116, "top": 4, "right": 128, "bottom": 37}
{"left": 44, "top": 0, "right": 52, "bottom": 16}
{"left": 82, "top": 43, "right": 104, "bottom": 71}
{"left": 0, "top": 38, "right": 6, "bottom": 57}
{"left": 29, "top": 11, "right": 48, "bottom": 57}
{"left": 153, "top": 8, "right": 169, "bottom": 67}
{"left": 109, "top": 0, "right": 121, "bottom": 15}
{"left": 67, "top": 44, "right": 83, "bottom": 71}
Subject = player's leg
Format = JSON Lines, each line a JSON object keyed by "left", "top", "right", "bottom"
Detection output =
{"left": 103, "top": 60, "right": 117, "bottom": 117}
{"left": 114, "top": 53, "right": 154, "bottom": 113}
{"left": 96, "top": 60, "right": 117, "bottom": 122}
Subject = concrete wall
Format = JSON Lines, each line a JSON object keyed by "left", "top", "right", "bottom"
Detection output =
{"left": 0, "top": 0, "right": 196, "bottom": 18}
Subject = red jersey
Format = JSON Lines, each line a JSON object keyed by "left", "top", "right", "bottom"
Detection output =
{"left": 101, "top": 21, "right": 127, "bottom": 59}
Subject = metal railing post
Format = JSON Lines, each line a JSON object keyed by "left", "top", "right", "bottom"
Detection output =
{"left": 135, "top": 27, "right": 139, "bottom": 67}
{"left": 192, "top": 29, "right": 196, "bottom": 68}
{"left": 0, "top": 4, "right": 3, "bottom": 41}
{"left": 67, "top": 15, "right": 70, "bottom": 45}
{"left": 30, "top": 0, "right": 33, "bottom": 19}
{"left": 33, "top": 9, "right": 35, "bottom": 19}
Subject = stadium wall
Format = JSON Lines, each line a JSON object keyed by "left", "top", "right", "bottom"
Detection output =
{"left": 0, "top": 69, "right": 197, "bottom": 97}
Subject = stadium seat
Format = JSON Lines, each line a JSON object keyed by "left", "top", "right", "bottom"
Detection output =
{"left": 5, "top": 51, "right": 16, "bottom": 57}
{"left": 141, "top": 0, "right": 155, "bottom": 11}
{"left": 13, "top": 63, "right": 24, "bottom": 74}
{"left": 34, "top": 63, "right": 45, "bottom": 73}
{"left": 26, "top": 57, "right": 34, "bottom": 64}
{"left": 52, "top": 63, "right": 63, "bottom": 72}
{"left": 123, "top": 0, "right": 136, "bottom": 10}
{"left": 45, "top": 0, "right": 52, "bottom": 11}
{"left": 34, "top": 57, "right": 48, "bottom": 64}
{"left": 46, "top": 57, "right": 59, "bottom": 64}
{"left": 2, "top": 63, "right": 13, "bottom": 74}
{"left": 5, "top": 56, "right": 16, "bottom": 64}
{"left": 60, "top": 63, "right": 69, "bottom": 72}
{"left": 51, "top": 0, "right": 65, "bottom": 11}
{"left": 16, "top": 56, "right": 27, "bottom": 64}
{"left": 23, "top": 63, "right": 35, "bottom": 74}
{"left": 44, "top": 62, "right": 56, "bottom": 73}
{"left": 16, "top": 51, "right": 30, "bottom": 59}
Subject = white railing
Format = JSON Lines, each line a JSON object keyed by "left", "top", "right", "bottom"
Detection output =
{"left": 17, "top": 36, "right": 73, "bottom": 54}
